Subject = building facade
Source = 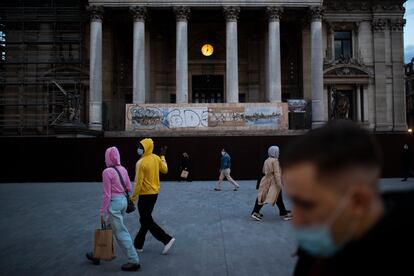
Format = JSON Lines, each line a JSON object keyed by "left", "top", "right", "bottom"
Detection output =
{"left": 0, "top": 0, "right": 407, "bottom": 135}
{"left": 406, "top": 57, "right": 414, "bottom": 128}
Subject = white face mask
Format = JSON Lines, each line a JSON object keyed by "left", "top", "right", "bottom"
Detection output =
{"left": 221, "top": 152, "right": 225, "bottom": 156}
{"left": 137, "top": 148, "right": 144, "bottom": 156}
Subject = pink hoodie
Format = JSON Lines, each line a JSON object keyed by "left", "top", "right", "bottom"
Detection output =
{"left": 100, "top": 147, "right": 132, "bottom": 216}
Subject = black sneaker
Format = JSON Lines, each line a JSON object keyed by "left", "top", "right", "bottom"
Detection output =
{"left": 121, "top": 263, "right": 141, "bottom": 271}
{"left": 251, "top": 212, "right": 262, "bottom": 221}
{"left": 86, "top": 252, "right": 100, "bottom": 265}
{"left": 281, "top": 211, "right": 293, "bottom": 221}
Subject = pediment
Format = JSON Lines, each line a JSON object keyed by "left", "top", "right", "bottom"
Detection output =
{"left": 324, "top": 65, "right": 371, "bottom": 78}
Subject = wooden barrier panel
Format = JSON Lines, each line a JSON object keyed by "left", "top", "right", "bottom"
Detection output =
{"left": 125, "top": 103, "right": 289, "bottom": 131}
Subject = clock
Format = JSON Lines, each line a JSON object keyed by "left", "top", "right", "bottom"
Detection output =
{"left": 201, "top": 44, "right": 214, "bottom": 57}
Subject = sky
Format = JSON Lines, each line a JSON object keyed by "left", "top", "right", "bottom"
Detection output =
{"left": 405, "top": 0, "right": 414, "bottom": 63}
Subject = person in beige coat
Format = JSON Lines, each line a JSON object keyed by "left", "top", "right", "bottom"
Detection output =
{"left": 251, "top": 146, "right": 293, "bottom": 221}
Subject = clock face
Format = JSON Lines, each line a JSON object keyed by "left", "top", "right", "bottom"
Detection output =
{"left": 201, "top": 44, "right": 214, "bottom": 57}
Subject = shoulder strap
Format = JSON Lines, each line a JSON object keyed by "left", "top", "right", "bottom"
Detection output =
{"left": 111, "top": 166, "right": 128, "bottom": 195}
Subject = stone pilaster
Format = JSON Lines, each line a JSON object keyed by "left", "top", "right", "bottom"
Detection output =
{"left": 372, "top": 18, "right": 390, "bottom": 131}
{"left": 390, "top": 18, "right": 407, "bottom": 130}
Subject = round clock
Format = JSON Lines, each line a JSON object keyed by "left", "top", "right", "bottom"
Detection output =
{"left": 201, "top": 44, "right": 214, "bottom": 57}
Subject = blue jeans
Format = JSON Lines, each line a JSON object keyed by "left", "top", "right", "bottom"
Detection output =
{"left": 108, "top": 196, "right": 139, "bottom": 264}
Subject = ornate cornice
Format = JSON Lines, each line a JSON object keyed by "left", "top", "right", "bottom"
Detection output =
{"left": 325, "top": 1, "right": 370, "bottom": 12}
{"left": 309, "top": 6, "right": 324, "bottom": 21}
{"left": 174, "top": 6, "right": 190, "bottom": 21}
{"left": 87, "top": 5, "right": 104, "bottom": 21}
{"left": 389, "top": 18, "right": 406, "bottom": 31}
{"left": 372, "top": 2, "right": 405, "bottom": 13}
{"left": 266, "top": 6, "right": 283, "bottom": 21}
{"left": 130, "top": 6, "right": 147, "bottom": 22}
{"left": 223, "top": 6, "right": 240, "bottom": 22}
{"left": 372, "top": 18, "right": 387, "bottom": 31}
{"left": 324, "top": 0, "right": 405, "bottom": 13}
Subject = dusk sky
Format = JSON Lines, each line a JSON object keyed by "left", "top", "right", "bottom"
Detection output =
{"left": 405, "top": 0, "right": 414, "bottom": 63}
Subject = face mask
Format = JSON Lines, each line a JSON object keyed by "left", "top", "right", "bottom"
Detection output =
{"left": 294, "top": 192, "right": 352, "bottom": 257}
{"left": 221, "top": 152, "right": 225, "bottom": 156}
{"left": 137, "top": 148, "right": 144, "bottom": 156}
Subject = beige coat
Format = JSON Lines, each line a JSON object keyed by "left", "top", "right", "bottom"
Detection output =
{"left": 257, "top": 157, "right": 282, "bottom": 206}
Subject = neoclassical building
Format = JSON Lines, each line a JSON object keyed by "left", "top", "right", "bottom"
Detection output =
{"left": 0, "top": 0, "right": 407, "bottom": 135}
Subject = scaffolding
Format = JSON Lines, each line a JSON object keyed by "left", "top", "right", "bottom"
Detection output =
{"left": 0, "top": 0, "right": 88, "bottom": 136}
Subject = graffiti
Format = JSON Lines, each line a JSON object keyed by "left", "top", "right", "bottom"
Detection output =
{"left": 166, "top": 108, "right": 208, "bottom": 128}
{"left": 125, "top": 104, "right": 288, "bottom": 131}
{"left": 208, "top": 106, "right": 245, "bottom": 127}
{"left": 127, "top": 105, "right": 208, "bottom": 130}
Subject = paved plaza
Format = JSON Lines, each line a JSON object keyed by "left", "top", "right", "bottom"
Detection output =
{"left": 0, "top": 179, "right": 413, "bottom": 276}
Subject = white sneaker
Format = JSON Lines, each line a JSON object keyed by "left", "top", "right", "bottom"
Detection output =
{"left": 162, "top": 238, "right": 176, "bottom": 255}
{"left": 136, "top": 248, "right": 143, "bottom": 253}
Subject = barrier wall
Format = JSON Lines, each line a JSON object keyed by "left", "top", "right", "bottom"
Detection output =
{"left": 1, "top": 134, "right": 413, "bottom": 183}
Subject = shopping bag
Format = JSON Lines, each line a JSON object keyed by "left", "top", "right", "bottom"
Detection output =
{"left": 93, "top": 224, "right": 114, "bottom": 261}
{"left": 180, "top": 170, "right": 189, "bottom": 179}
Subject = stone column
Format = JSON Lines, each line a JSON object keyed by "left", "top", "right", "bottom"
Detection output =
{"left": 130, "top": 7, "right": 147, "bottom": 104}
{"left": 88, "top": 6, "right": 104, "bottom": 131}
{"left": 174, "top": 7, "right": 190, "bottom": 104}
{"left": 372, "top": 18, "right": 389, "bottom": 131}
{"left": 309, "top": 6, "right": 325, "bottom": 128}
{"left": 390, "top": 19, "right": 407, "bottom": 131}
{"left": 224, "top": 6, "right": 240, "bottom": 103}
{"left": 266, "top": 7, "right": 283, "bottom": 103}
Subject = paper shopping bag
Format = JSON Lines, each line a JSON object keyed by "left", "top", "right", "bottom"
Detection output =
{"left": 180, "top": 170, "right": 189, "bottom": 179}
{"left": 93, "top": 226, "right": 114, "bottom": 261}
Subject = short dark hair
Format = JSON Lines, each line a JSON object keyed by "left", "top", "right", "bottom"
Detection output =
{"left": 280, "top": 120, "right": 383, "bottom": 176}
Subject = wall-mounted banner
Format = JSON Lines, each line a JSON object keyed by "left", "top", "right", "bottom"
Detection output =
{"left": 287, "top": 99, "right": 308, "bottom": 113}
{"left": 125, "top": 103, "right": 288, "bottom": 131}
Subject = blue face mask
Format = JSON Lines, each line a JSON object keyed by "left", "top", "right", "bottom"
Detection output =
{"left": 294, "top": 193, "right": 353, "bottom": 257}
{"left": 294, "top": 224, "right": 342, "bottom": 257}
{"left": 137, "top": 148, "right": 144, "bottom": 156}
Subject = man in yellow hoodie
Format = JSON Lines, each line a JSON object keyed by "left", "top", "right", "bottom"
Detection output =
{"left": 131, "top": 138, "right": 176, "bottom": 255}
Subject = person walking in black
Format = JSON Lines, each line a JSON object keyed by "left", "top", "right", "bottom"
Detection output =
{"left": 402, "top": 144, "right": 413, "bottom": 181}
{"left": 178, "top": 152, "right": 192, "bottom": 182}
{"left": 131, "top": 138, "right": 175, "bottom": 255}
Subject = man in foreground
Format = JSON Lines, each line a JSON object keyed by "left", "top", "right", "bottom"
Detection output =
{"left": 280, "top": 120, "right": 414, "bottom": 275}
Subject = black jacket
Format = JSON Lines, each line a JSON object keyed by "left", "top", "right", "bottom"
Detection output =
{"left": 293, "top": 190, "right": 414, "bottom": 276}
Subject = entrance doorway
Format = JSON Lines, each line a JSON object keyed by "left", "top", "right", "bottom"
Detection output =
{"left": 192, "top": 75, "right": 224, "bottom": 103}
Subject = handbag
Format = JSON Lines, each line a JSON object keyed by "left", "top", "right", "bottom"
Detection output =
{"left": 93, "top": 223, "right": 114, "bottom": 261}
{"left": 180, "top": 169, "right": 189, "bottom": 179}
{"left": 112, "top": 166, "right": 136, "bottom": 213}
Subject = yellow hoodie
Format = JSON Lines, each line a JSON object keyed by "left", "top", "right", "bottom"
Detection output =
{"left": 131, "top": 138, "right": 168, "bottom": 203}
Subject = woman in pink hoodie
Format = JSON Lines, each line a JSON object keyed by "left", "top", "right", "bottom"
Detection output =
{"left": 86, "top": 146, "right": 140, "bottom": 271}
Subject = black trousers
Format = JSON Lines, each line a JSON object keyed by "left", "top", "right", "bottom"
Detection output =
{"left": 403, "top": 165, "right": 414, "bottom": 180}
{"left": 252, "top": 192, "right": 288, "bottom": 216}
{"left": 134, "top": 194, "right": 172, "bottom": 249}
